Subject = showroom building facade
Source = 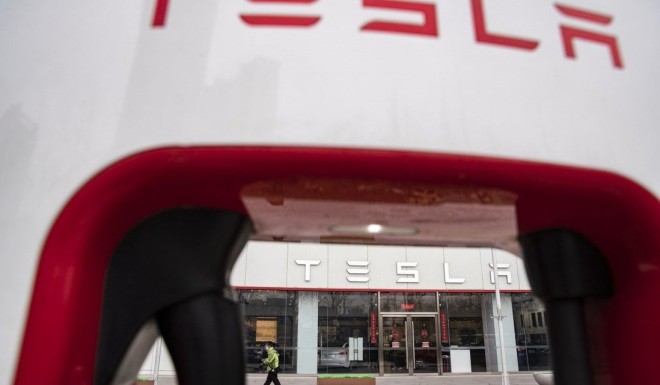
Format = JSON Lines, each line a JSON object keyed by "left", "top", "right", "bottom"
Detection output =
{"left": 140, "top": 241, "right": 550, "bottom": 376}
{"left": 231, "top": 241, "right": 550, "bottom": 375}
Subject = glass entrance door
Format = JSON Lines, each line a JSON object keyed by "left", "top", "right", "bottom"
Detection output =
{"left": 380, "top": 314, "right": 439, "bottom": 375}
{"left": 381, "top": 316, "right": 407, "bottom": 373}
{"left": 411, "top": 316, "right": 438, "bottom": 373}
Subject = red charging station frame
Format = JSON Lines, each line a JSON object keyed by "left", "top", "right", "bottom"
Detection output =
{"left": 14, "top": 146, "right": 660, "bottom": 384}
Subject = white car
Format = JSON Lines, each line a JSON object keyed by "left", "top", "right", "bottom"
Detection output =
{"left": 318, "top": 343, "right": 350, "bottom": 368}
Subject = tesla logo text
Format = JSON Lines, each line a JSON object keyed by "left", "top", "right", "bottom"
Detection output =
{"left": 152, "top": 0, "right": 624, "bottom": 69}
{"left": 295, "top": 259, "right": 321, "bottom": 281}
{"left": 396, "top": 262, "right": 419, "bottom": 283}
{"left": 346, "top": 260, "right": 370, "bottom": 282}
{"left": 489, "top": 263, "right": 512, "bottom": 284}
{"left": 292, "top": 259, "right": 504, "bottom": 285}
{"left": 444, "top": 262, "right": 465, "bottom": 284}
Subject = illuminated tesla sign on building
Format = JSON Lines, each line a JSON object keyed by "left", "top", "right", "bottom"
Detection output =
{"left": 233, "top": 241, "right": 529, "bottom": 291}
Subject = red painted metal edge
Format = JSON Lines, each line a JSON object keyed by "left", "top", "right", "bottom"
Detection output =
{"left": 14, "top": 146, "right": 660, "bottom": 384}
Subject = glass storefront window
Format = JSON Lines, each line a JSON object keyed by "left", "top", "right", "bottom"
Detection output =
{"left": 318, "top": 292, "right": 378, "bottom": 373}
{"left": 439, "top": 293, "right": 486, "bottom": 373}
{"left": 235, "top": 289, "right": 543, "bottom": 374}
{"left": 445, "top": 294, "right": 484, "bottom": 347}
{"left": 512, "top": 293, "right": 552, "bottom": 371}
{"left": 238, "top": 290, "right": 297, "bottom": 373}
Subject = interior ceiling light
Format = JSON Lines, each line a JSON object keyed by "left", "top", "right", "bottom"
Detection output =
{"left": 367, "top": 224, "right": 382, "bottom": 233}
{"left": 329, "top": 224, "right": 419, "bottom": 236}
{"left": 241, "top": 178, "right": 518, "bottom": 248}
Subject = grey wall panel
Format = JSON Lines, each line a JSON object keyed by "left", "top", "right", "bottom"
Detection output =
{"left": 244, "top": 241, "right": 288, "bottom": 287}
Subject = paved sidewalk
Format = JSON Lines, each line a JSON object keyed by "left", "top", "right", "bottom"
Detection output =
{"left": 155, "top": 373, "right": 538, "bottom": 385}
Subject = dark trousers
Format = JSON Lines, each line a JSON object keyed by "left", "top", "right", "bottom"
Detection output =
{"left": 264, "top": 368, "right": 281, "bottom": 385}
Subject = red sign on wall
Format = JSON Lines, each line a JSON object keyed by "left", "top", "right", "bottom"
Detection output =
{"left": 440, "top": 310, "right": 448, "bottom": 344}
{"left": 401, "top": 303, "right": 415, "bottom": 311}
{"left": 370, "top": 312, "right": 377, "bottom": 344}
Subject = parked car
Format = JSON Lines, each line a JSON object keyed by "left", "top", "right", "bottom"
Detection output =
{"left": 318, "top": 343, "right": 350, "bottom": 368}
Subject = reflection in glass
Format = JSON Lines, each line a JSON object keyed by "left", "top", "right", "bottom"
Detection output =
{"left": 446, "top": 294, "right": 484, "bottom": 347}
{"left": 512, "top": 293, "right": 552, "bottom": 371}
{"left": 318, "top": 292, "right": 378, "bottom": 373}
{"left": 440, "top": 293, "right": 486, "bottom": 373}
{"left": 411, "top": 316, "right": 438, "bottom": 373}
{"left": 239, "top": 290, "right": 297, "bottom": 372}
{"left": 382, "top": 316, "right": 407, "bottom": 373}
{"left": 236, "top": 290, "right": 548, "bottom": 374}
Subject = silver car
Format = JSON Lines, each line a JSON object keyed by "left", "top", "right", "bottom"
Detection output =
{"left": 318, "top": 343, "right": 350, "bottom": 368}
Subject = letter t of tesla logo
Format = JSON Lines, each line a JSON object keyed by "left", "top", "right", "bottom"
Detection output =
{"left": 295, "top": 259, "right": 321, "bottom": 282}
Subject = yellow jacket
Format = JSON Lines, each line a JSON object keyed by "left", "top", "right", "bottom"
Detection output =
{"left": 263, "top": 346, "right": 279, "bottom": 371}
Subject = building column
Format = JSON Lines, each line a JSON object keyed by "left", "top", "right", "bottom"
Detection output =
{"left": 483, "top": 293, "right": 519, "bottom": 372}
{"left": 296, "top": 291, "right": 319, "bottom": 374}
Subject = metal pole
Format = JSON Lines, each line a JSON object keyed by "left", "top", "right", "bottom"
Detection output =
{"left": 492, "top": 251, "right": 510, "bottom": 385}
{"left": 153, "top": 337, "right": 162, "bottom": 385}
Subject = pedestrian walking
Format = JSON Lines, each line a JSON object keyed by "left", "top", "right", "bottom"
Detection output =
{"left": 262, "top": 342, "right": 281, "bottom": 385}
